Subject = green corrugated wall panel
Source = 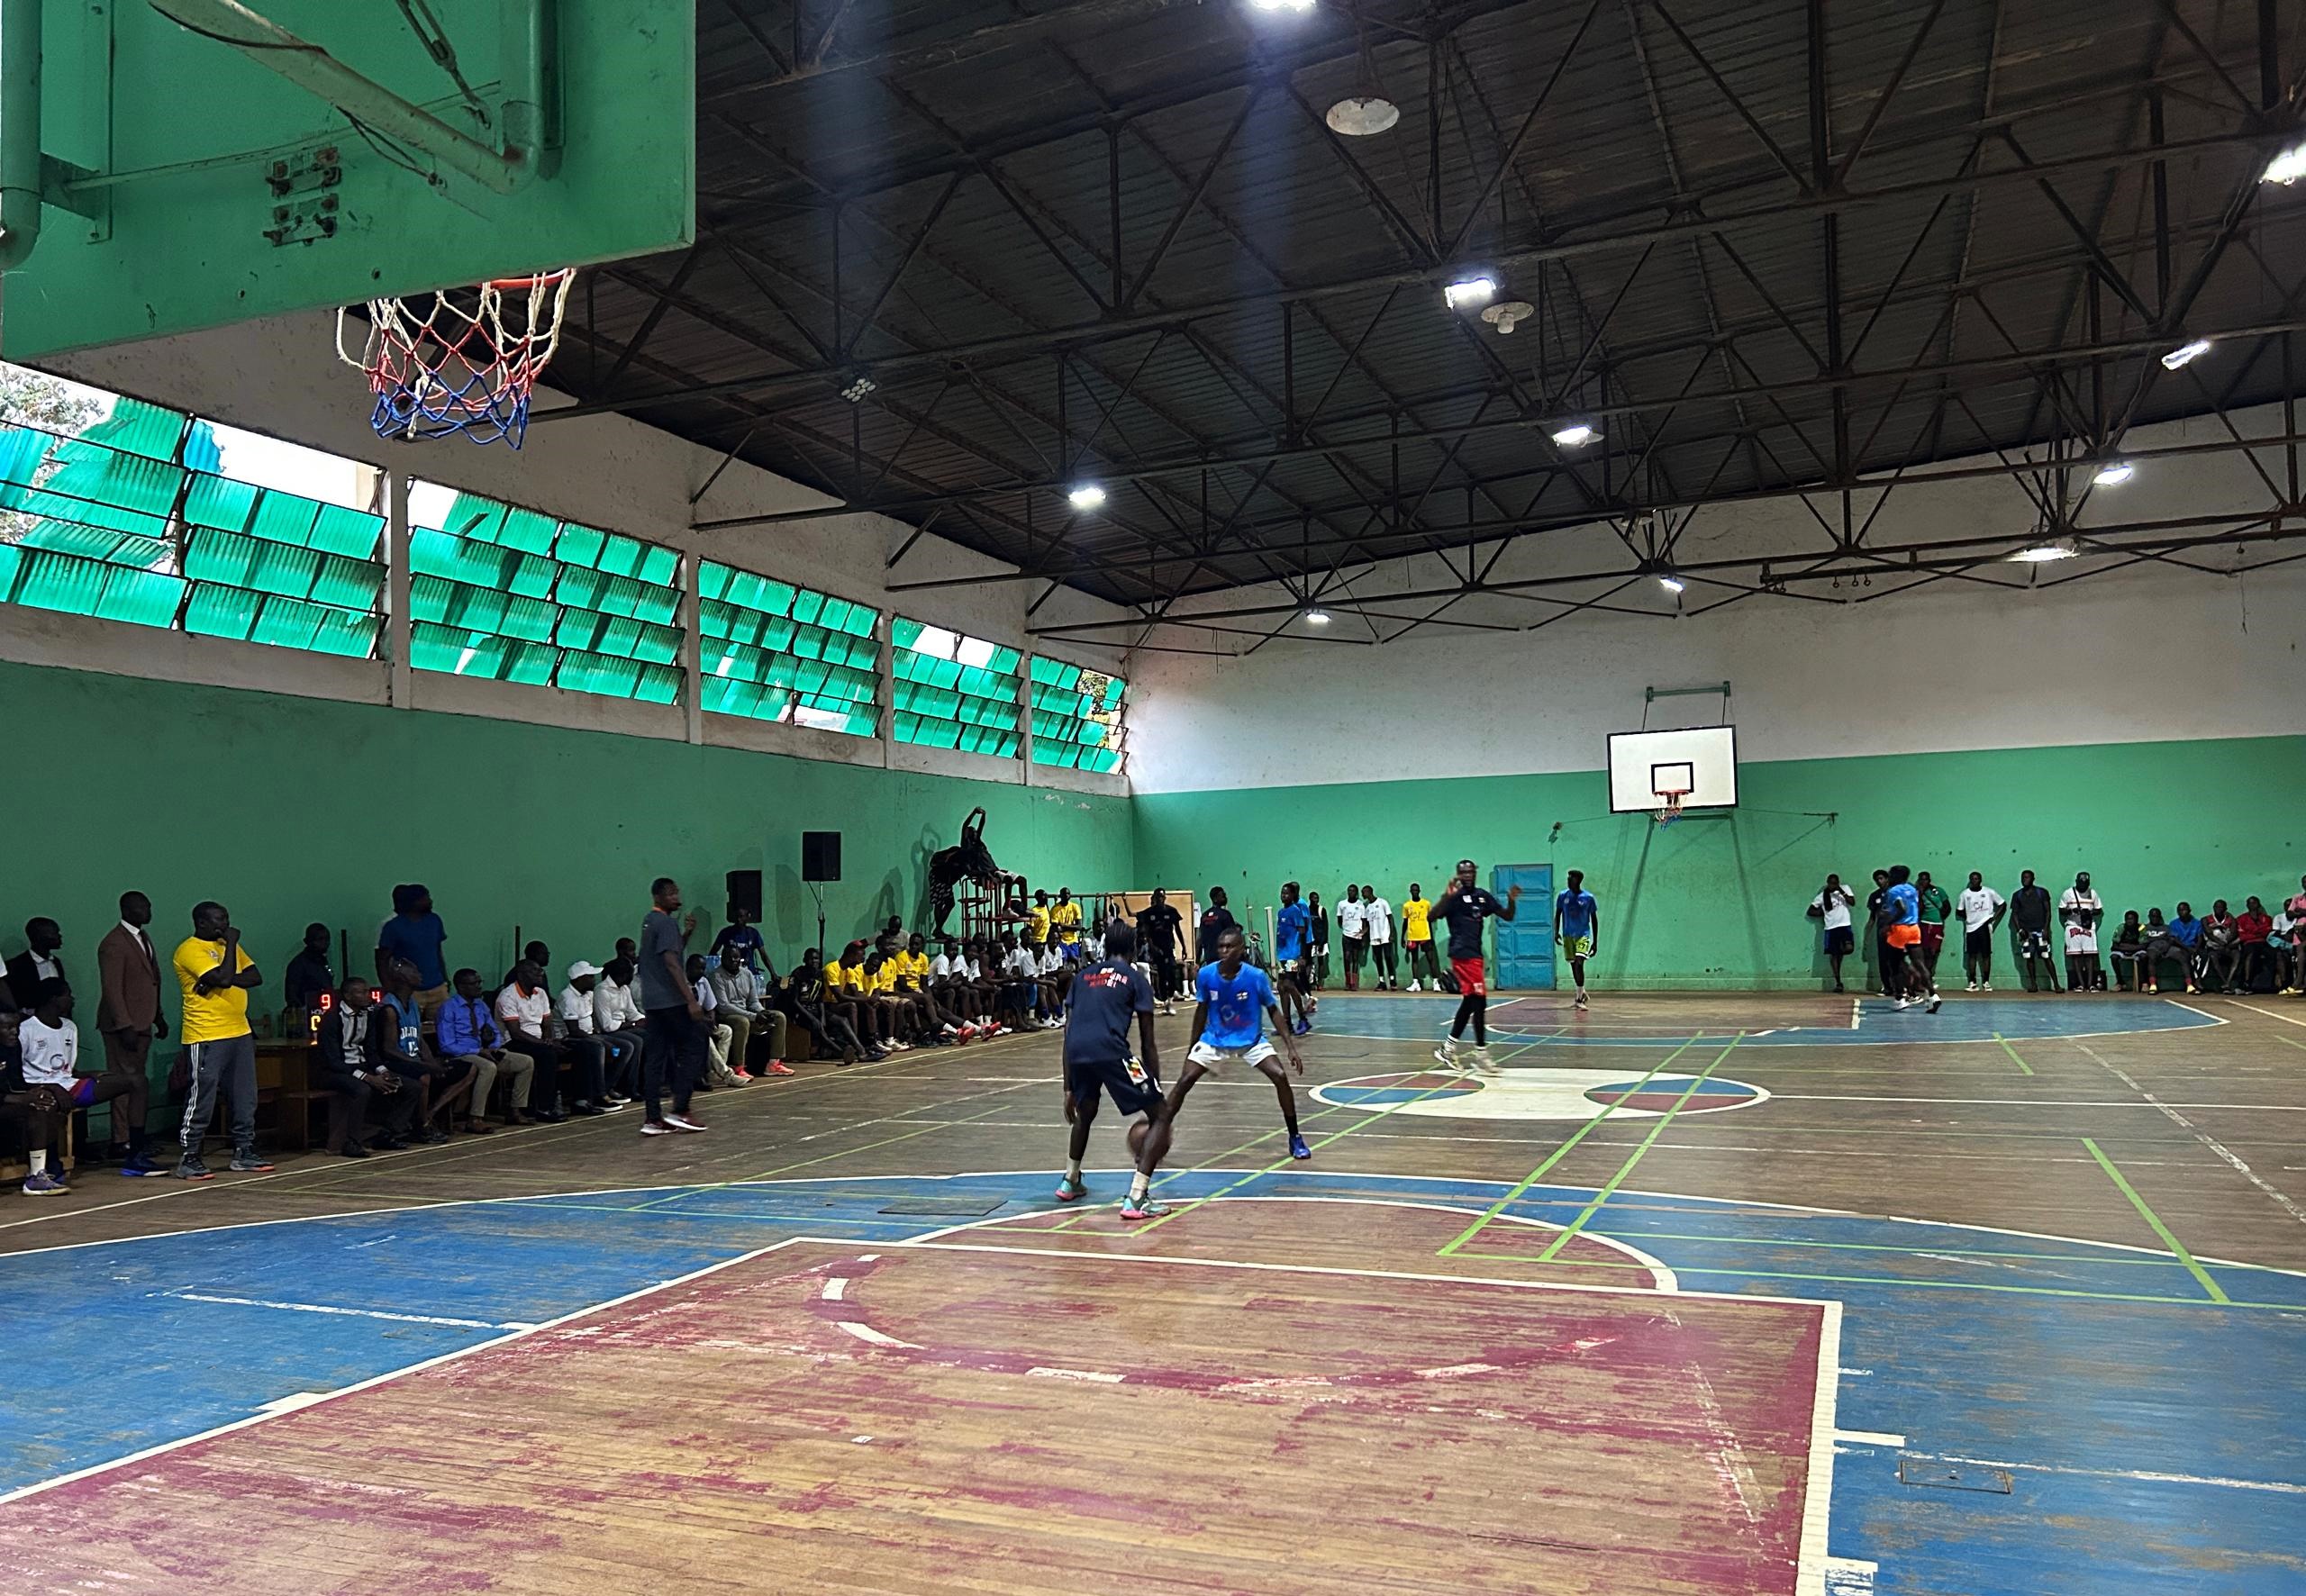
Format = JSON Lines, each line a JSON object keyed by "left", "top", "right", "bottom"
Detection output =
{"left": 310, "top": 504, "right": 384, "bottom": 559}
{"left": 182, "top": 583, "right": 258, "bottom": 639}
{"left": 92, "top": 566, "right": 186, "bottom": 627}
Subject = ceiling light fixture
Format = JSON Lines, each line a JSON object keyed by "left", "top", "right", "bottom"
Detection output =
{"left": 1303, "top": 607, "right": 1332, "bottom": 625}
{"left": 2092, "top": 460, "right": 2135, "bottom": 486}
{"left": 1248, "top": 0, "right": 1317, "bottom": 12}
{"left": 1656, "top": 573, "right": 1686, "bottom": 594}
{"left": 1550, "top": 422, "right": 1599, "bottom": 448}
{"left": 2161, "top": 338, "right": 2212, "bottom": 370}
{"left": 1443, "top": 276, "right": 1498, "bottom": 311}
{"left": 1327, "top": 96, "right": 1399, "bottom": 136}
{"left": 2265, "top": 141, "right": 2306, "bottom": 186}
{"left": 1067, "top": 484, "right": 1107, "bottom": 511}
{"left": 1480, "top": 301, "right": 1535, "bottom": 335}
{"left": 839, "top": 374, "right": 877, "bottom": 404}
{"left": 2010, "top": 535, "right": 2080, "bottom": 563}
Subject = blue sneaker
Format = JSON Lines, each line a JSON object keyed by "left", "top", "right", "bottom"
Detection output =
{"left": 1292, "top": 1019, "right": 1312, "bottom": 1037}
{"left": 21, "top": 1172, "right": 66, "bottom": 1197}
{"left": 1054, "top": 1174, "right": 1087, "bottom": 1202}
{"left": 1288, "top": 1133, "right": 1312, "bottom": 1161}
{"left": 1121, "top": 1192, "right": 1169, "bottom": 1220}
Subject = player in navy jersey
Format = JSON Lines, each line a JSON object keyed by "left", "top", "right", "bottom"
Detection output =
{"left": 1554, "top": 870, "right": 1600, "bottom": 1011}
{"left": 1432, "top": 858, "right": 1519, "bottom": 1073}
{"left": 1054, "top": 920, "right": 1177, "bottom": 1217}
{"left": 1273, "top": 881, "right": 1316, "bottom": 1037}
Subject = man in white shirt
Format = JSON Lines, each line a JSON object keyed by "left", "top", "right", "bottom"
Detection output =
{"left": 1956, "top": 873, "right": 2006, "bottom": 992}
{"left": 1337, "top": 886, "right": 1368, "bottom": 991}
{"left": 1362, "top": 887, "right": 1396, "bottom": 991}
{"left": 11, "top": 981, "right": 136, "bottom": 1194}
{"left": 1808, "top": 875, "right": 1857, "bottom": 993}
{"left": 1035, "top": 940, "right": 1071, "bottom": 1029}
{"left": 555, "top": 961, "right": 636, "bottom": 1107}
{"left": 491, "top": 959, "right": 573, "bottom": 1121}
{"left": 2058, "top": 872, "right": 2104, "bottom": 993}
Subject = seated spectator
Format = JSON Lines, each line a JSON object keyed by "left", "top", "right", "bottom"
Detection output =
{"left": 894, "top": 933, "right": 966, "bottom": 1042}
{"left": 9, "top": 981, "right": 151, "bottom": 1192}
{"left": 709, "top": 946, "right": 791, "bottom": 1076}
{"left": 829, "top": 941, "right": 897, "bottom": 1051}
{"left": 557, "top": 960, "right": 635, "bottom": 1111}
{"left": 959, "top": 939, "right": 1008, "bottom": 1029}
{"left": 315, "top": 978, "right": 415, "bottom": 1158}
{"left": 2238, "top": 897, "right": 2275, "bottom": 992}
{"left": 1000, "top": 933, "right": 1050, "bottom": 1029}
{"left": 931, "top": 937, "right": 978, "bottom": 1026}
{"left": 2138, "top": 909, "right": 2190, "bottom": 994}
{"left": 685, "top": 953, "right": 750, "bottom": 1088}
{"left": 495, "top": 960, "right": 570, "bottom": 1120}
{"left": 2109, "top": 911, "right": 2147, "bottom": 991}
{"left": 4, "top": 918, "right": 65, "bottom": 1018}
{"left": 859, "top": 944, "right": 927, "bottom": 1048}
{"left": 1035, "top": 937, "right": 1071, "bottom": 1025}
{"left": 435, "top": 967, "right": 536, "bottom": 1132}
{"left": 785, "top": 948, "right": 877, "bottom": 1065}
{"left": 2, "top": 1008, "right": 66, "bottom": 1197}
{"left": 283, "top": 923, "right": 335, "bottom": 1016}
{"left": 2168, "top": 902, "right": 2204, "bottom": 991}
{"left": 372, "top": 959, "right": 461, "bottom": 1143}
{"left": 710, "top": 908, "right": 767, "bottom": 975}
{"left": 2273, "top": 909, "right": 2299, "bottom": 996}
{"left": 376, "top": 885, "right": 452, "bottom": 1022}
{"left": 614, "top": 936, "right": 639, "bottom": 967}
{"left": 2199, "top": 901, "right": 2241, "bottom": 992}
{"left": 590, "top": 957, "right": 651, "bottom": 1095}
{"left": 501, "top": 939, "right": 551, "bottom": 993}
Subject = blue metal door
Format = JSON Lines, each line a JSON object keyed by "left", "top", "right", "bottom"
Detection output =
{"left": 1491, "top": 863, "right": 1555, "bottom": 991}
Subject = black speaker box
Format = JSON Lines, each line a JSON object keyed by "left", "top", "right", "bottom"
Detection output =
{"left": 802, "top": 830, "right": 842, "bottom": 883}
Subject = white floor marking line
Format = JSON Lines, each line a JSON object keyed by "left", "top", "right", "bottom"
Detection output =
{"left": 0, "top": 1238, "right": 812, "bottom": 1506}
{"left": 1912, "top": 1454, "right": 2306, "bottom": 1495}
{"left": 1773, "top": 1094, "right": 2306, "bottom": 1110}
{"left": 1832, "top": 1428, "right": 1906, "bottom": 1447}
{"left": 1024, "top": 1365, "right": 1125, "bottom": 1383}
{"left": 835, "top": 1321, "right": 920, "bottom": 1349}
{"left": 2074, "top": 1041, "right": 2306, "bottom": 1229}
{"left": 1849, "top": 999, "right": 1861, "bottom": 1030}
{"left": 820, "top": 1277, "right": 848, "bottom": 1301}
{"left": 1794, "top": 1299, "right": 1850, "bottom": 1596}
{"left": 1823, "top": 1556, "right": 1879, "bottom": 1594}
{"left": 2223, "top": 997, "right": 2306, "bottom": 1029}
{"left": 162, "top": 1291, "right": 535, "bottom": 1331}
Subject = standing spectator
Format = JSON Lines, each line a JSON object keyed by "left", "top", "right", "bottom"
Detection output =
{"left": 1338, "top": 886, "right": 1368, "bottom": 991}
{"left": 283, "top": 923, "right": 335, "bottom": 1016}
{"left": 375, "top": 885, "right": 451, "bottom": 1022}
{"left": 2168, "top": 902, "right": 2205, "bottom": 993}
{"left": 1049, "top": 888, "right": 1085, "bottom": 959}
{"left": 2059, "top": 873, "right": 2105, "bottom": 993}
{"left": 94, "top": 891, "right": 166, "bottom": 1174}
{"left": 2237, "top": 897, "right": 2276, "bottom": 992}
{"left": 1135, "top": 889, "right": 1185, "bottom": 1015}
{"left": 2009, "top": 871, "right": 2061, "bottom": 993}
{"left": 435, "top": 968, "right": 535, "bottom": 1132}
{"left": 2138, "top": 909, "right": 2189, "bottom": 994}
{"left": 1402, "top": 884, "right": 1439, "bottom": 992}
{"left": 2271, "top": 906, "right": 2299, "bottom": 996}
{"left": 1916, "top": 871, "right": 1953, "bottom": 982}
{"left": 1554, "top": 870, "right": 1600, "bottom": 1011}
{"left": 712, "top": 945, "right": 792, "bottom": 1075}
{"left": 558, "top": 960, "right": 634, "bottom": 1106}
{"left": 1306, "top": 891, "right": 1330, "bottom": 993}
{"left": 5, "top": 917, "right": 65, "bottom": 1011}
{"left": 1809, "top": 874, "right": 1857, "bottom": 993}
{"left": 1363, "top": 886, "right": 1396, "bottom": 991}
{"left": 315, "top": 978, "right": 415, "bottom": 1157}
{"left": 1197, "top": 887, "right": 1237, "bottom": 966}
{"left": 495, "top": 960, "right": 571, "bottom": 1119}
{"left": 1863, "top": 870, "right": 1893, "bottom": 994}
{"left": 1025, "top": 891, "right": 1054, "bottom": 955}
{"left": 1955, "top": 872, "right": 2005, "bottom": 992}
{"left": 172, "top": 902, "right": 273, "bottom": 1179}
{"left": 638, "top": 877, "right": 708, "bottom": 1135}
{"left": 373, "top": 957, "right": 464, "bottom": 1143}
{"left": 2199, "top": 900, "right": 2241, "bottom": 992}
{"left": 2285, "top": 875, "right": 2306, "bottom": 986}
{"left": 2110, "top": 911, "right": 2148, "bottom": 991}
{"left": 709, "top": 906, "right": 767, "bottom": 975}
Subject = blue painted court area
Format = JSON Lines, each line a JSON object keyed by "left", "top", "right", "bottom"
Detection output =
{"left": 1311, "top": 993, "right": 2227, "bottom": 1046}
{"left": 4, "top": 1169, "right": 2301, "bottom": 1593}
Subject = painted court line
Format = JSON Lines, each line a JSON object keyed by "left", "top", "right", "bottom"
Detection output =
{"left": 161, "top": 1290, "right": 535, "bottom": 1331}
{"left": 2073, "top": 1040, "right": 2306, "bottom": 1229}
{"left": 1537, "top": 1035, "right": 1745, "bottom": 1263}
{"left": 2079, "top": 1138, "right": 2227, "bottom": 1304}
{"left": 1910, "top": 1453, "right": 2306, "bottom": 1496}
{"left": 1992, "top": 1033, "right": 2035, "bottom": 1076}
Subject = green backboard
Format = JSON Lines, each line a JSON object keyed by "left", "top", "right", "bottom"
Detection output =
{"left": 3, "top": 0, "right": 694, "bottom": 359}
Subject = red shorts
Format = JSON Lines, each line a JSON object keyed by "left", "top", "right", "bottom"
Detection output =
{"left": 1450, "top": 957, "right": 1486, "bottom": 995}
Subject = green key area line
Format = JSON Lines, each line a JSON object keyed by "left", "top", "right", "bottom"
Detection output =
{"left": 1993, "top": 1033, "right": 2036, "bottom": 1076}
{"left": 1436, "top": 1033, "right": 1707, "bottom": 1258}
{"left": 1534, "top": 1034, "right": 1745, "bottom": 1263}
{"left": 2081, "top": 1136, "right": 2229, "bottom": 1303}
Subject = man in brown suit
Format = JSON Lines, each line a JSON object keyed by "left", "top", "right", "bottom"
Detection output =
{"left": 95, "top": 890, "right": 167, "bottom": 1175}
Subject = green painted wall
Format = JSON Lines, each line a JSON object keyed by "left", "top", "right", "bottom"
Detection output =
{"left": 1132, "top": 737, "right": 2306, "bottom": 988}
{"left": 0, "top": 660, "right": 1133, "bottom": 1016}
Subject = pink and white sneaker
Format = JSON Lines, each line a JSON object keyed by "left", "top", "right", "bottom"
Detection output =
{"left": 663, "top": 1113, "right": 708, "bottom": 1133}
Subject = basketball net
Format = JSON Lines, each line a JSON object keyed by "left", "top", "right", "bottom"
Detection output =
{"left": 1653, "top": 791, "right": 1687, "bottom": 827}
{"left": 337, "top": 269, "right": 576, "bottom": 449}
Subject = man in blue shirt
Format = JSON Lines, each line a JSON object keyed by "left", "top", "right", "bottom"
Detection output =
{"left": 434, "top": 967, "right": 537, "bottom": 1132}
{"left": 1274, "top": 880, "right": 1315, "bottom": 1038}
{"left": 1554, "top": 870, "right": 1600, "bottom": 1012}
{"left": 1169, "top": 925, "right": 1309, "bottom": 1175}
{"left": 709, "top": 907, "right": 767, "bottom": 975}
{"left": 375, "top": 884, "right": 451, "bottom": 1023}
{"left": 1882, "top": 866, "right": 1941, "bottom": 1013}
{"left": 1054, "top": 920, "right": 1173, "bottom": 1219}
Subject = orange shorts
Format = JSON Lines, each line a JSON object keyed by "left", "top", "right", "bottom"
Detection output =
{"left": 1885, "top": 923, "right": 1921, "bottom": 950}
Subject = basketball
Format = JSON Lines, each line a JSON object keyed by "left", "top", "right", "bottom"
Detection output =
{"left": 1128, "top": 1119, "right": 1151, "bottom": 1159}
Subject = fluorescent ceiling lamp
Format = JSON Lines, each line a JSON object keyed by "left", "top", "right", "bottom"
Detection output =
{"left": 1550, "top": 422, "right": 1599, "bottom": 448}
{"left": 1067, "top": 484, "right": 1107, "bottom": 511}
{"left": 2010, "top": 536, "right": 2080, "bottom": 563}
{"left": 1248, "top": 0, "right": 1317, "bottom": 11}
{"left": 2265, "top": 141, "right": 2306, "bottom": 186}
{"left": 1443, "top": 276, "right": 1497, "bottom": 310}
{"left": 1303, "top": 608, "right": 1331, "bottom": 625}
{"left": 2092, "top": 460, "right": 2135, "bottom": 486}
{"left": 1327, "top": 96, "right": 1399, "bottom": 136}
{"left": 1656, "top": 574, "right": 1685, "bottom": 594}
{"left": 2161, "top": 338, "right": 2212, "bottom": 370}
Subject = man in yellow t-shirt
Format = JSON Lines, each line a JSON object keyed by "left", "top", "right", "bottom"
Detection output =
{"left": 170, "top": 900, "right": 270, "bottom": 1180}
{"left": 1049, "top": 889, "right": 1084, "bottom": 957}
{"left": 1025, "top": 891, "right": 1054, "bottom": 949}
{"left": 1402, "top": 884, "right": 1440, "bottom": 992}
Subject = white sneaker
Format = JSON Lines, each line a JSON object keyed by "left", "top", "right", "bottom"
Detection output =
{"left": 940, "top": 1024, "right": 959, "bottom": 1037}
{"left": 1966, "top": 981, "right": 1979, "bottom": 993}
{"left": 640, "top": 1120, "right": 674, "bottom": 1137}
{"left": 1433, "top": 1040, "right": 1460, "bottom": 1072}
{"left": 1926, "top": 993, "right": 1943, "bottom": 1013}
{"left": 662, "top": 1112, "right": 707, "bottom": 1133}
{"left": 1405, "top": 980, "right": 1419, "bottom": 993}
{"left": 1472, "top": 1046, "right": 1496, "bottom": 1075}
{"left": 1893, "top": 996, "right": 1914, "bottom": 1011}
{"left": 1574, "top": 990, "right": 1589, "bottom": 1010}
{"left": 1982, "top": 982, "right": 1993, "bottom": 992}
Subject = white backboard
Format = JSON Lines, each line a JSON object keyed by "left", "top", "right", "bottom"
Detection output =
{"left": 1608, "top": 726, "right": 1739, "bottom": 812}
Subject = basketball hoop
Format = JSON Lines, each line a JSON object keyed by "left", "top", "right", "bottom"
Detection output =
{"left": 337, "top": 269, "right": 576, "bottom": 449}
{"left": 1653, "top": 790, "right": 1688, "bottom": 827}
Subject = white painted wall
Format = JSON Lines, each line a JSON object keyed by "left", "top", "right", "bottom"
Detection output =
{"left": 14, "top": 311, "right": 1133, "bottom": 793}
{"left": 1127, "top": 404, "right": 2306, "bottom": 794}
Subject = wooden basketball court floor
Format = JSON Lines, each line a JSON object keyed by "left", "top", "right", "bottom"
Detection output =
{"left": 2, "top": 990, "right": 2301, "bottom": 1594}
